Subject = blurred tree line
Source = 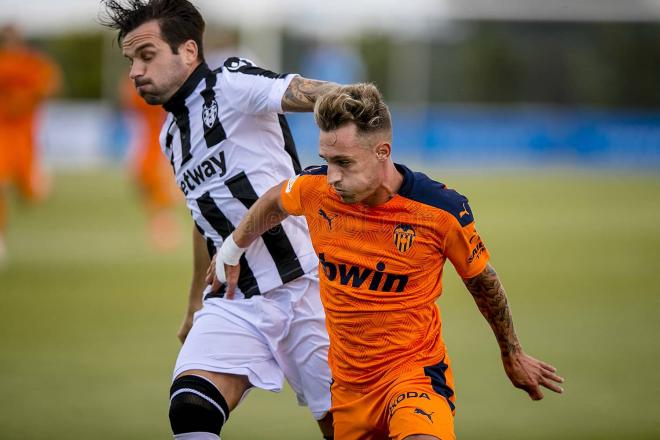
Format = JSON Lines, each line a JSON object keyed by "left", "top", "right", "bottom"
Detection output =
{"left": 33, "top": 21, "right": 660, "bottom": 109}
{"left": 33, "top": 33, "right": 106, "bottom": 100}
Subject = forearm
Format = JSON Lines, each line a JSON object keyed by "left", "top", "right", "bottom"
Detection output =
{"left": 464, "top": 265, "right": 564, "bottom": 399}
{"left": 281, "top": 76, "right": 340, "bottom": 112}
{"left": 464, "top": 263, "right": 521, "bottom": 357}
{"left": 232, "top": 183, "right": 289, "bottom": 248}
{"left": 187, "top": 267, "right": 206, "bottom": 311}
{"left": 188, "top": 226, "right": 210, "bottom": 311}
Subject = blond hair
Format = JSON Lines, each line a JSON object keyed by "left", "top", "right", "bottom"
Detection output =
{"left": 314, "top": 83, "right": 391, "bottom": 138}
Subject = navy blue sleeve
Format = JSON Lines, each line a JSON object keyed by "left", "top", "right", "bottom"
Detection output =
{"left": 399, "top": 170, "right": 475, "bottom": 227}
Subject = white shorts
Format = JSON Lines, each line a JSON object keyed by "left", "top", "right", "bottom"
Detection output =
{"left": 173, "top": 272, "right": 331, "bottom": 420}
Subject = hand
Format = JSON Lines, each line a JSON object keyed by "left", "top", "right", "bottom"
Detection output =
{"left": 205, "top": 253, "right": 219, "bottom": 290}
{"left": 502, "top": 351, "right": 564, "bottom": 400}
{"left": 205, "top": 252, "right": 242, "bottom": 300}
{"left": 177, "top": 313, "right": 194, "bottom": 344}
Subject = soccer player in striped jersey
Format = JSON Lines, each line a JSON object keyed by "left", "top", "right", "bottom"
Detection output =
{"left": 211, "top": 84, "right": 564, "bottom": 440}
{"left": 101, "top": 1, "right": 340, "bottom": 438}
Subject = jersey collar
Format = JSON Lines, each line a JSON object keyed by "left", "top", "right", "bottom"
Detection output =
{"left": 163, "top": 62, "right": 211, "bottom": 113}
{"left": 395, "top": 163, "right": 415, "bottom": 197}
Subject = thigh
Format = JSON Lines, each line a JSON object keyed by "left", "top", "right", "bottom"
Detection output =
{"left": 331, "top": 382, "right": 389, "bottom": 440}
{"left": 387, "top": 358, "right": 456, "bottom": 440}
{"left": 174, "top": 298, "right": 285, "bottom": 393}
{"left": 268, "top": 274, "right": 332, "bottom": 420}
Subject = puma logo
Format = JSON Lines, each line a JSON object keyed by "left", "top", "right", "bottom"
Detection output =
{"left": 459, "top": 202, "right": 470, "bottom": 218}
{"left": 414, "top": 408, "right": 434, "bottom": 423}
{"left": 319, "top": 209, "right": 337, "bottom": 229}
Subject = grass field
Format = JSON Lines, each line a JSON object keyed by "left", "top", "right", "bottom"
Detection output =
{"left": 1, "top": 167, "right": 659, "bottom": 439}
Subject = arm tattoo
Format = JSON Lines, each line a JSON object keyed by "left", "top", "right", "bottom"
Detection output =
{"left": 464, "top": 263, "right": 521, "bottom": 357}
{"left": 281, "top": 76, "right": 339, "bottom": 112}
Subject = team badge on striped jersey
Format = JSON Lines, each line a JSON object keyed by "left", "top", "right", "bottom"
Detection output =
{"left": 393, "top": 224, "right": 416, "bottom": 253}
{"left": 202, "top": 99, "right": 219, "bottom": 128}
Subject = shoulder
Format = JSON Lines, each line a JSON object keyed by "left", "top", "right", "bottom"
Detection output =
{"left": 301, "top": 165, "right": 327, "bottom": 176}
{"left": 282, "top": 166, "right": 328, "bottom": 215}
{"left": 284, "top": 165, "right": 326, "bottom": 190}
{"left": 283, "top": 165, "right": 326, "bottom": 196}
{"left": 397, "top": 165, "right": 474, "bottom": 227}
{"left": 285, "top": 165, "right": 326, "bottom": 192}
{"left": 220, "top": 57, "right": 288, "bottom": 79}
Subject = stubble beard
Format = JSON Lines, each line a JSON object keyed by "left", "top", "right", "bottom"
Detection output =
{"left": 141, "top": 93, "right": 164, "bottom": 105}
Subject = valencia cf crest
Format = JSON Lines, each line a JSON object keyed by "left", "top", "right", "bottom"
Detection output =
{"left": 393, "top": 224, "right": 416, "bottom": 253}
{"left": 202, "top": 99, "right": 219, "bottom": 128}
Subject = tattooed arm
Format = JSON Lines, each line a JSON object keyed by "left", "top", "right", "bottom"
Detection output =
{"left": 281, "top": 76, "right": 339, "bottom": 112}
{"left": 464, "top": 263, "right": 521, "bottom": 356}
{"left": 464, "top": 263, "right": 564, "bottom": 400}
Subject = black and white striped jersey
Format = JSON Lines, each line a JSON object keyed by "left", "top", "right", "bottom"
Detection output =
{"left": 160, "top": 58, "right": 317, "bottom": 298}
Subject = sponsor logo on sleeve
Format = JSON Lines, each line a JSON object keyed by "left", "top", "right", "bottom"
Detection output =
{"left": 459, "top": 202, "right": 471, "bottom": 218}
{"left": 467, "top": 233, "right": 486, "bottom": 263}
{"left": 224, "top": 57, "right": 253, "bottom": 71}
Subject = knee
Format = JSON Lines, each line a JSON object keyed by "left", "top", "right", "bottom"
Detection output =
{"left": 169, "top": 375, "right": 230, "bottom": 437}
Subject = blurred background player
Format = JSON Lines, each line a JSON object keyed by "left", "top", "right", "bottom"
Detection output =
{"left": 0, "top": 23, "right": 60, "bottom": 263}
{"left": 121, "top": 77, "right": 182, "bottom": 251}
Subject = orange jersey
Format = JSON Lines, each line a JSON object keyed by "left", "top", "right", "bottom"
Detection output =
{"left": 0, "top": 46, "right": 59, "bottom": 194}
{"left": 280, "top": 164, "right": 490, "bottom": 389}
{"left": 0, "top": 47, "right": 59, "bottom": 120}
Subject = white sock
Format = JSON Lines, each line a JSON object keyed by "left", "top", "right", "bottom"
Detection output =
{"left": 174, "top": 433, "right": 220, "bottom": 440}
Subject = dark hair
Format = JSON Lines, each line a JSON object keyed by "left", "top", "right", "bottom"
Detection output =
{"left": 100, "top": 0, "right": 205, "bottom": 60}
{"left": 314, "top": 83, "right": 391, "bottom": 137}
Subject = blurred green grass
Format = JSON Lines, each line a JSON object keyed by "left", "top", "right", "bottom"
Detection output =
{"left": 1, "top": 168, "right": 659, "bottom": 439}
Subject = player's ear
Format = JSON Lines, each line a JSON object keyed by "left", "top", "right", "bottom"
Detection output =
{"left": 180, "top": 39, "right": 199, "bottom": 66}
{"left": 375, "top": 142, "right": 391, "bottom": 161}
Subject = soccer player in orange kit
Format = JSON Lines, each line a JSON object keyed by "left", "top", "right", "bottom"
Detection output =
{"left": 0, "top": 24, "right": 60, "bottom": 261}
{"left": 209, "top": 84, "right": 564, "bottom": 440}
{"left": 121, "top": 77, "right": 181, "bottom": 250}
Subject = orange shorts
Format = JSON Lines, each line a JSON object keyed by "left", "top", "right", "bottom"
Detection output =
{"left": 331, "top": 356, "right": 456, "bottom": 440}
